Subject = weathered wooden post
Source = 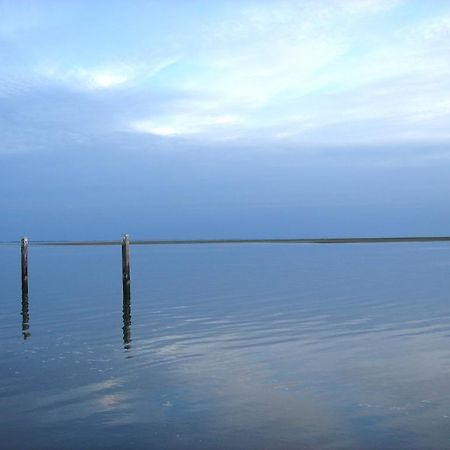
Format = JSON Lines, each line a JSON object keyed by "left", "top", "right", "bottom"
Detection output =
{"left": 21, "top": 237, "right": 28, "bottom": 297}
{"left": 121, "top": 234, "right": 131, "bottom": 348}
{"left": 122, "top": 234, "right": 131, "bottom": 298}
{"left": 20, "top": 237, "right": 30, "bottom": 339}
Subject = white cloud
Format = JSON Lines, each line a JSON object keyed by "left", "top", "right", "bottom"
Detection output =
{"left": 34, "top": 58, "right": 178, "bottom": 91}
{"left": 3, "top": 0, "right": 450, "bottom": 147}
{"left": 125, "top": 0, "right": 450, "bottom": 143}
{"left": 77, "top": 70, "right": 129, "bottom": 89}
{"left": 125, "top": 1, "right": 357, "bottom": 139}
{"left": 131, "top": 114, "right": 241, "bottom": 137}
{"left": 35, "top": 65, "right": 131, "bottom": 90}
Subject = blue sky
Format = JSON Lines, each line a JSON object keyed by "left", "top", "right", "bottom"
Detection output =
{"left": 2, "top": 0, "right": 450, "bottom": 149}
{"left": 1, "top": 0, "right": 450, "bottom": 239}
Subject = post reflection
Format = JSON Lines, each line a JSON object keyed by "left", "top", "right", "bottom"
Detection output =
{"left": 21, "top": 291, "right": 31, "bottom": 340}
{"left": 122, "top": 285, "right": 132, "bottom": 350}
{"left": 19, "top": 278, "right": 131, "bottom": 346}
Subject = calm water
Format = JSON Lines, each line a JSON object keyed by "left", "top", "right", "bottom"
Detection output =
{"left": 1, "top": 243, "right": 450, "bottom": 449}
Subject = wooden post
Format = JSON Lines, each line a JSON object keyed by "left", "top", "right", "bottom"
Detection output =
{"left": 21, "top": 237, "right": 28, "bottom": 297}
{"left": 121, "top": 234, "right": 131, "bottom": 349}
{"left": 20, "top": 237, "right": 30, "bottom": 339}
{"left": 122, "top": 234, "right": 131, "bottom": 296}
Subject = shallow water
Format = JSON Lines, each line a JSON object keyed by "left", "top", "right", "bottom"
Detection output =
{"left": 1, "top": 243, "right": 450, "bottom": 449}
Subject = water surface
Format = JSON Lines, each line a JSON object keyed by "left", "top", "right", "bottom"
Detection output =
{"left": 1, "top": 243, "right": 450, "bottom": 449}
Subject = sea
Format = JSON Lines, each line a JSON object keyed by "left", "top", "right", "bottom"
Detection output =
{"left": 1, "top": 241, "right": 450, "bottom": 449}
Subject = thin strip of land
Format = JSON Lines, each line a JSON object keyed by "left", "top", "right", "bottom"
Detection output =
{"left": 1, "top": 236, "right": 450, "bottom": 246}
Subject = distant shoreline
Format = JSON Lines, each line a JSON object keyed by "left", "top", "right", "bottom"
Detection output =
{"left": 2, "top": 236, "right": 450, "bottom": 246}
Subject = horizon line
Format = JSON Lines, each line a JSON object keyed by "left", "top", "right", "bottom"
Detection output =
{"left": 2, "top": 236, "right": 450, "bottom": 246}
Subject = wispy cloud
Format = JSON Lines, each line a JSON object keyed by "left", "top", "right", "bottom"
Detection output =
{"left": 36, "top": 65, "right": 131, "bottom": 90}
{"left": 1, "top": 0, "right": 450, "bottom": 149}
{"left": 34, "top": 58, "right": 178, "bottom": 91}
{"left": 127, "top": 0, "right": 450, "bottom": 143}
{"left": 131, "top": 114, "right": 240, "bottom": 137}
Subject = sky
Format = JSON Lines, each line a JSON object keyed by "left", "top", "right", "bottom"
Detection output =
{"left": 1, "top": 0, "right": 450, "bottom": 240}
